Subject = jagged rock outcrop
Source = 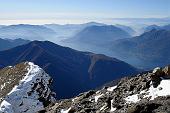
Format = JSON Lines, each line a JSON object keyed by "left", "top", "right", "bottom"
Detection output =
{"left": 0, "top": 62, "right": 55, "bottom": 113}
{"left": 44, "top": 65, "right": 170, "bottom": 113}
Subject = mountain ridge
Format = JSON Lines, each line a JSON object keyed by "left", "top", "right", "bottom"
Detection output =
{"left": 111, "top": 29, "right": 170, "bottom": 69}
{"left": 0, "top": 62, "right": 55, "bottom": 113}
{"left": 0, "top": 24, "right": 57, "bottom": 41}
{"left": 0, "top": 41, "right": 139, "bottom": 99}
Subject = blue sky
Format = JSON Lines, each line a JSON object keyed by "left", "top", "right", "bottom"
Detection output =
{"left": 0, "top": 0, "right": 169, "bottom": 24}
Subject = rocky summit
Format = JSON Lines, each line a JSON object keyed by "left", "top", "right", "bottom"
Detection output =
{"left": 44, "top": 65, "right": 170, "bottom": 113}
{"left": 0, "top": 62, "right": 55, "bottom": 113}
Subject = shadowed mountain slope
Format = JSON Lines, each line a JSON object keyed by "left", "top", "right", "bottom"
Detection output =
{"left": 0, "top": 41, "right": 139, "bottom": 99}
{"left": 111, "top": 29, "right": 170, "bottom": 69}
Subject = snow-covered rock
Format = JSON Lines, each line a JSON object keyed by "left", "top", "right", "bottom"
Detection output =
{"left": 0, "top": 62, "right": 55, "bottom": 113}
{"left": 60, "top": 107, "right": 72, "bottom": 113}
{"left": 94, "top": 94, "right": 103, "bottom": 102}
{"left": 107, "top": 85, "right": 117, "bottom": 92}
{"left": 110, "top": 99, "right": 116, "bottom": 112}
{"left": 125, "top": 78, "right": 170, "bottom": 103}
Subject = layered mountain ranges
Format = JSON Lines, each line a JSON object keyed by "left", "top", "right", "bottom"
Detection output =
{"left": 143, "top": 24, "right": 170, "bottom": 33}
{"left": 64, "top": 25, "right": 131, "bottom": 45}
{"left": 61, "top": 24, "right": 170, "bottom": 70}
{"left": 110, "top": 29, "right": 170, "bottom": 69}
{"left": 0, "top": 23, "right": 170, "bottom": 70}
{"left": 0, "top": 22, "right": 106, "bottom": 42}
{"left": 0, "top": 23, "right": 135, "bottom": 43}
{"left": 44, "top": 22, "right": 105, "bottom": 39}
{"left": 61, "top": 25, "right": 132, "bottom": 57}
{"left": 0, "top": 23, "right": 170, "bottom": 113}
{"left": 0, "top": 24, "right": 57, "bottom": 41}
{"left": 0, "top": 38, "right": 29, "bottom": 51}
{"left": 0, "top": 23, "right": 137, "bottom": 59}
{"left": 0, "top": 41, "right": 139, "bottom": 99}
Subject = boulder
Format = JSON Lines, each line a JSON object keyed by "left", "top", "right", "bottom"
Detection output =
{"left": 162, "top": 66, "right": 170, "bottom": 79}
{"left": 152, "top": 67, "right": 165, "bottom": 77}
{"left": 150, "top": 67, "right": 164, "bottom": 88}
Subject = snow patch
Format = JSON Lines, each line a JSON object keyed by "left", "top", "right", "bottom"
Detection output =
{"left": 107, "top": 86, "right": 117, "bottom": 92}
{"left": 96, "top": 90, "right": 100, "bottom": 94}
{"left": 60, "top": 107, "right": 71, "bottom": 113}
{"left": 144, "top": 79, "right": 170, "bottom": 100}
{"left": 110, "top": 99, "right": 116, "bottom": 112}
{"left": 95, "top": 94, "right": 103, "bottom": 102}
{"left": 125, "top": 79, "right": 170, "bottom": 103}
{"left": 125, "top": 94, "right": 140, "bottom": 103}
{"left": 0, "top": 100, "right": 14, "bottom": 113}
{"left": 153, "top": 67, "right": 161, "bottom": 73}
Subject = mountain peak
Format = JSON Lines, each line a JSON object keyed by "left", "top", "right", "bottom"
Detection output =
{"left": 65, "top": 25, "right": 131, "bottom": 46}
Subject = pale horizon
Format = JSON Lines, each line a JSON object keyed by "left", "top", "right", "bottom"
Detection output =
{"left": 0, "top": 17, "right": 169, "bottom": 26}
{"left": 0, "top": 0, "right": 169, "bottom": 25}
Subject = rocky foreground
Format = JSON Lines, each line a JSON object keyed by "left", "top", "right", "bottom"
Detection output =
{"left": 44, "top": 66, "right": 170, "bottom": 113}
{"left": 0, "top": 62, "right": 55, "bottom": 113}
{"left": 1, "top": 62, "right": 170, "bottom": 113}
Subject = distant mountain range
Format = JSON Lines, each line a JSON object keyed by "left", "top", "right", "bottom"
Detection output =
{"left": 115, "top": 24, "right": 136, "bottom": 36}
{"left": 60, "top": 24, "right": 170, "bottom": 70}
{"left": 111, "top": 17, "right": 170, "bottom": 25}
{"left": 143, "top": 25, "right": 161, "bottom": 32}
{"left": 0, "top": 23, "right": 136, "bottom": 44}
{"left": 1, "top": 23, "right": 169, "bottom": 70}
{"left": 62, "top": 25, "right": 131, "bottom": 54}
{"left": 0, "top": 41, "right": 139, "bottom": 99}
{"left": 1, "top": 21, "right": 170, "bottom": 112}
{"left": 65, "top": 25, "right": 131, "bottom": 45}
{"left": 0, "top": 38, "right": 29, "bottom": 51}
{"left": 0, "top": 24, "right": 57, "bottom": 41}
{"left": 110, "top": 29, "right": 170, "bottom": 69}
{"left": 0, "top": 22, "right": 109, "bottom": 42}
{"left": 60, "top": 25, "right": 132, "bottom": 60}
{"left": 143, "top": 24, "right": 170, "bottom": 32}
{"left": 44, "top": 22, "right": 105, "bottom": 39}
